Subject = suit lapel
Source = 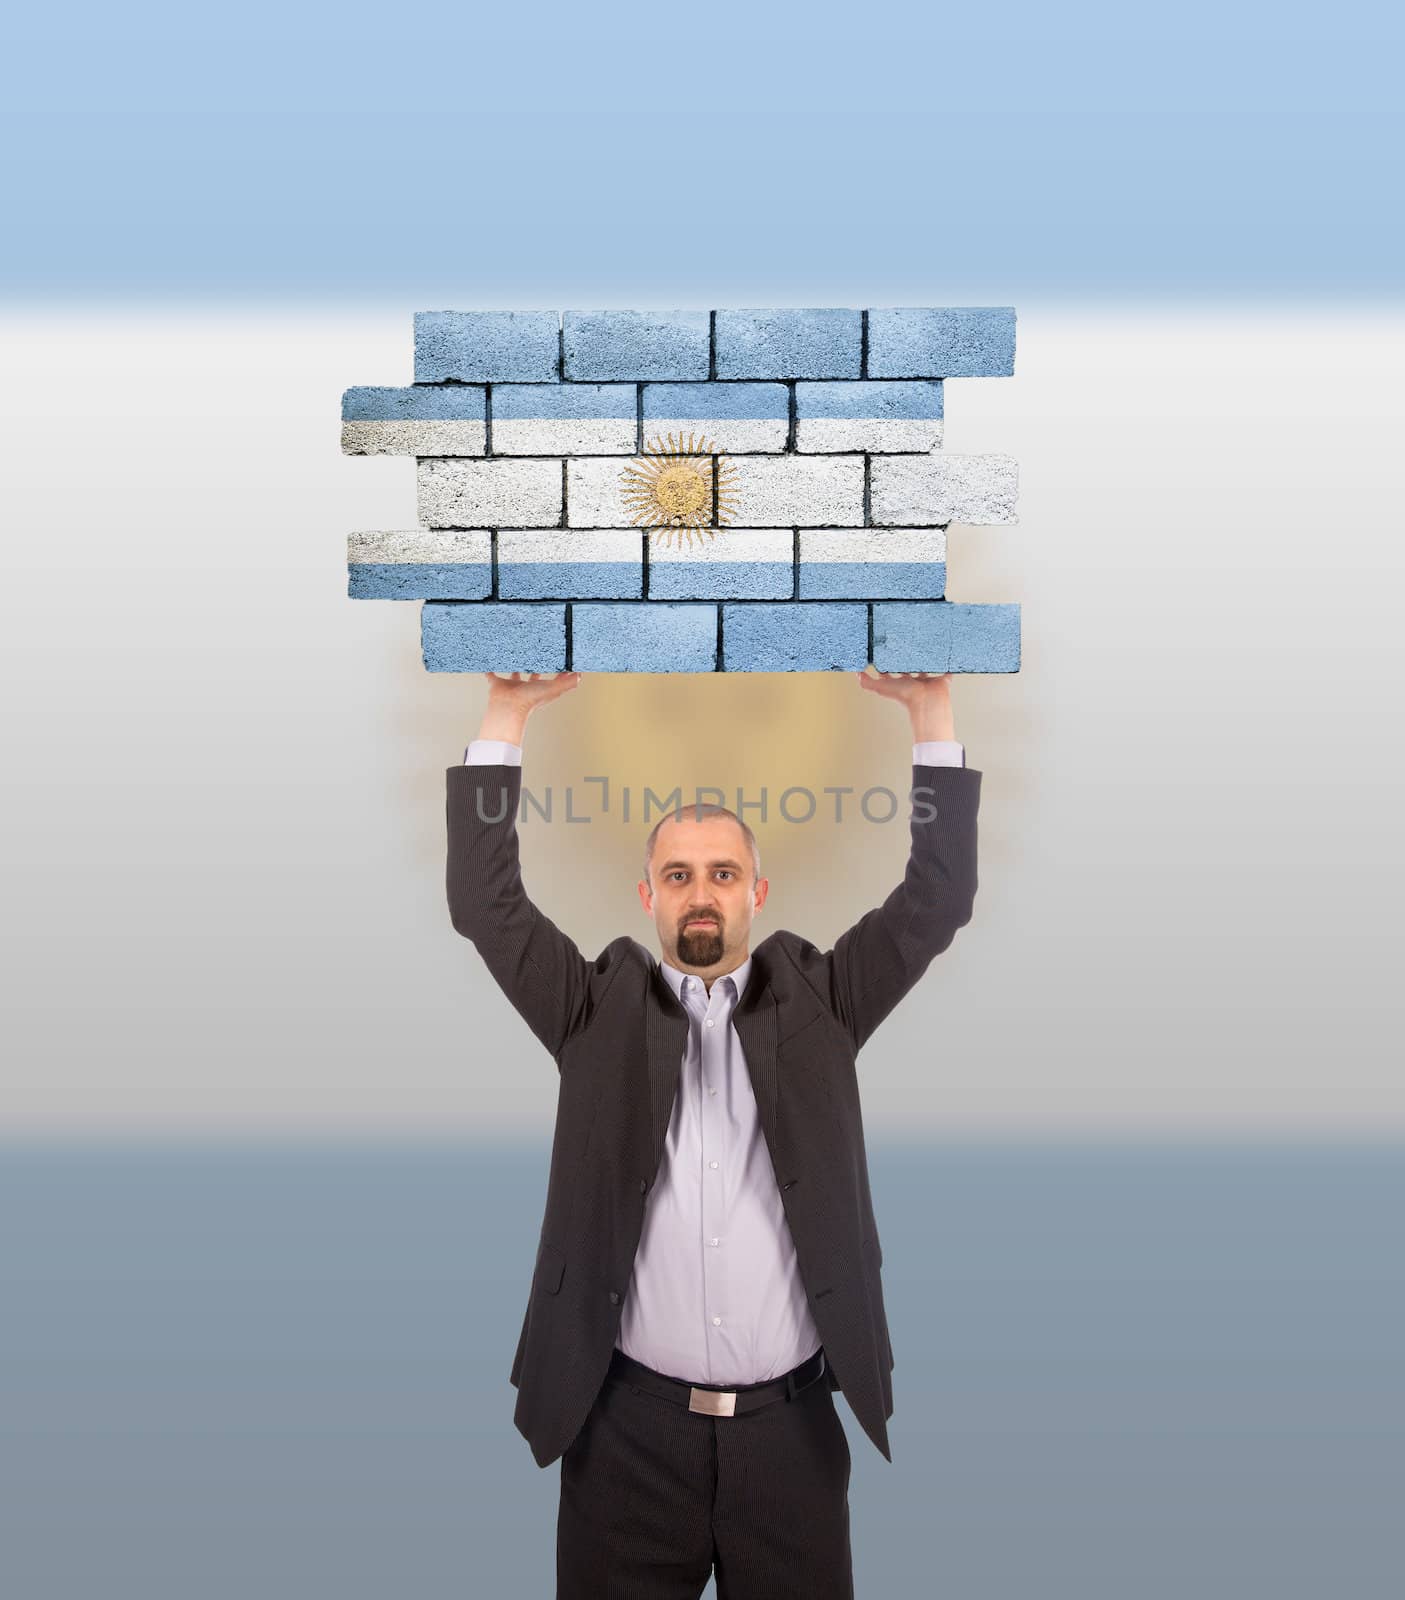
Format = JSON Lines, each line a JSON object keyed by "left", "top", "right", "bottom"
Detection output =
{"left": 732, "top": 980, "right": 778, "bottom": 1150}
{"left": 644, "top": 953, "right": 779, "bottom": 1161}
{"left": 644, "top": 969, "right": 690, "bottom": 1165}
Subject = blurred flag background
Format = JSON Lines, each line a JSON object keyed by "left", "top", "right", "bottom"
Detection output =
{"left": 2, "top": 2, "right": 1401, "bottom": 1595}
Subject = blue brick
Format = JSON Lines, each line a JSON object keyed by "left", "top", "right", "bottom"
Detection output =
{"left": 872, "top": 602, "right": 1021, "bottom": 672}
{"left": 562, "top": 311, "right": 710, "bottom": 381}
{"left": 794, "top": 379, "right": 942, "bottom": 421}
{"left": 714, "top": 308, "right": 862, "bottom": 380}
{"left": 649, "top": 561, "right": 793, "bottom": 601}
{"left": 349, "top": 563, "right": 491, "bottom": 600}
{"left": 722, "top": 603, "right": 868, "bottom": 671}
{"left": 421, "top": 602, "right": 566, "bottom": 672}
{"left": 642, "top": 382, "right": 789, "bottom": 421}
{"left": 866, "top": 308, "right": 1016, "bottom": 378}
{"left": 414, "top": 311, "right": 560, "bottom": 383}
{"left": 342, "top": 385, "right": 486, "bottom": 421}
{"left": 571, "top": 603, "right": 716, "bottom": 671}
{"left": 799, "top": 563, "right": 945, "bottom": 600}
{"left": 491, "top": 383, "right": 636, "bottom": 420}
{"left": 501, "top": 563, "right": 641, "bottom": 600}
{"left": 947, "top": 602, "right": 1020, "bottom": 671}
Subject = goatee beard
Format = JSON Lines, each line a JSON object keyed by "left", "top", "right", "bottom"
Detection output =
{"left": 678, "top": 923, "right": 723, "bottom": 964}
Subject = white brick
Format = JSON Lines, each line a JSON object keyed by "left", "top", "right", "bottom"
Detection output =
{"left": 642, "top": 416, "right": 786, "bottom": 453}
{"left": 566, "top": 458, "right": 641, "bottom": 527}
{"left": 798, "top": 527, "right": 948, "bottom": 563}
{"left": 869, "top": 453, "right": 1019, "bottom": 525}
{"left": 649, "top": 526, "right": 793, "bottom": 565}
{"left": 348, "top": 528, "right": 491, "bottom": 562}
{"left": 496, "top": 528, "right": 642, "bottom": 562}
{"left": 794, "top": 416, "right": 943, "bottom": 453}
{"left": 492, "top": 416, "right": 636, "bottom": 455}
{"left": 416, "top": 458, "right": 562, "bottom": 528}
{"left": 727, "top": 456, "right": 864, "bottom": 526}
{"left": 341, "top": 420, "right": 486, "bottom": 456}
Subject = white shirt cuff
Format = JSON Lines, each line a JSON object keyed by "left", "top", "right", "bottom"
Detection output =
{"left": 466, "top": 740, "right": 957, "bottom": 767}
{"left": 464, "top": 739, "right": 524, "bottom": 765}
{"left": 913, "top": 740, "right": 965, "bottom": 768}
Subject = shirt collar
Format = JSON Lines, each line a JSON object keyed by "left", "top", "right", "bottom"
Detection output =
{"left": 659, "top": 950, "right": 752, "bottom": 1006}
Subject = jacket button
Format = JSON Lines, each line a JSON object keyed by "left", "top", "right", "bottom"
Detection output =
{"left": 782, "top": 1178, "right": 798, "bottom": 1190}
{"left": 609, "top": 1290, "right": 621, "bottom": 1305}
{"left": 639, "top": 1178, "right": 648, "bottom": 1194}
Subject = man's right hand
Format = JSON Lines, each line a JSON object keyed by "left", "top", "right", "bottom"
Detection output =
{"left": 476, "top": 671, "right": 583, "bottom": 743}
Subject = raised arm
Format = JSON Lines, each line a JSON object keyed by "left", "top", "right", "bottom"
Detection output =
{"left": 826, "top": 670, "right": 982, "bottom": 1052}
{"left": 446, "top": 671, "right": 592, "bottom": 1064}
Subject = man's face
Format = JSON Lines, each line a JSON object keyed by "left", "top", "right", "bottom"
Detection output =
{"left": 638, "top": 813, "right": 768, "bottom": 973}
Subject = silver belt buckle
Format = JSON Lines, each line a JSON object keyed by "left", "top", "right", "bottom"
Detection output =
{"left": 689, "top": 1385, "right": 737, "bottom": 1417}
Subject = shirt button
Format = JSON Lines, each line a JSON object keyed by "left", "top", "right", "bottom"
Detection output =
{"left": 709, "top": 1160, "right": 718, "bottom": 1169}
{"left": 710, "top": 1238, "right": 720, "bottom": 1247}
{"left": 705, "top": 1019, "right": 715, "bottom": 1028}
{"left": 712, "top": 1316, "right": 722, "bottom": 1326}
{"left": 709, "top": 1088, "right": 717, "bottom": 1096}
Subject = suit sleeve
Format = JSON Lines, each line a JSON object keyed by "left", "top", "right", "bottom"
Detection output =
{"left": 827, "top": 762, "right": 982, "bottom": 1053}
{"left": 445, "top": 761, "right": 593, "bottom": 1064}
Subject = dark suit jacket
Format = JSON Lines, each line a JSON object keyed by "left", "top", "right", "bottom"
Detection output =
{"left": 446, "top": 757, "right": 982, "bottom": 1467}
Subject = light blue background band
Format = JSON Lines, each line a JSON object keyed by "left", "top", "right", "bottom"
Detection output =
{"left": 6, "top": 0, "right": 1395, "bottom": 302}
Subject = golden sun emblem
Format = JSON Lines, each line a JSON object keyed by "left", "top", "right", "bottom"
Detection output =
{"left": 620, "top": 432, "right": 740, "bottom": 549}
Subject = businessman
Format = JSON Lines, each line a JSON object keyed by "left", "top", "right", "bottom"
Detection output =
{"left": 446, "top": 667, "right": 982, "bottom": 1598}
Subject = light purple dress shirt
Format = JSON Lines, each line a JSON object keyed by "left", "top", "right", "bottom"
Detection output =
{"left": 462, "top": 734, "right": 965, "bottom": 1383}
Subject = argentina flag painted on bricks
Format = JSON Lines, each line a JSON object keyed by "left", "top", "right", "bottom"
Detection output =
{"left": 342, "top": 306, "right": 1020, "bottom": 674}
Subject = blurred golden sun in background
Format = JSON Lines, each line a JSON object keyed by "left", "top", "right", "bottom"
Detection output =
{"left": 547, "top": 671, "right": 883, "bottom": 928}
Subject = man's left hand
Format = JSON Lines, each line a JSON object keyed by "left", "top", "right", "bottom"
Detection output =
{"left": 855, "top": 666, "right": 956, "bottom": 741}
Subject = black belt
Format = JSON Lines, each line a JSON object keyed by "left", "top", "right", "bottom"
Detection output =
{"left": 607, "top": 1345, "right": 828, "bottom": 1417}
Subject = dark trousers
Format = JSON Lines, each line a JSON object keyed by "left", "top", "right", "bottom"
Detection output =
{"left": 557, "top": 1349, "right": 854, "bottom": 1598}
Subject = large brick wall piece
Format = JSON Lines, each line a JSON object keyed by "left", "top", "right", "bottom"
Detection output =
{"left": 343, "top": 307, "right": 1020, "bottom": 673}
